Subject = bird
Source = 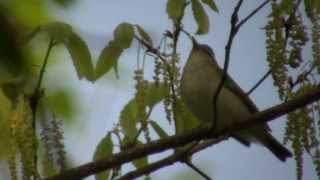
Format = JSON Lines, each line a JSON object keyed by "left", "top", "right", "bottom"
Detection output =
{"left": 180, "top": 38, "right": 292, "bottom": 161}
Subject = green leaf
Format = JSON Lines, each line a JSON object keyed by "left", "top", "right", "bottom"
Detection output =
{"left": 132, "top": 141, "right": 148, "bottom": 168}
{"left": 149, "top": 120, "right": 168, "bottom": 138}
{"left": 65, "top": 32, "right": 95, "bottom": 81}
{"left": 135, "top": 25, "right": 153, "bottom": 46}
{"left": 119, "top": 82, "right": 168, "bottom": 141}
{"left": 43, "top": 90, "right": 74, "bottom": 119}
{"left": 95, "top": 41, "right": 123, "bottom": 80}
{"left": 120, "top": 100, "right": 139, "bottom": 142}
{"left": 114, "top": 23, "right": 134, "bottom": 49}
{"left": 93, "top": 133, "right": 113, "bottom": 180}
{"left": 95, "top": 23, "right": 134, "bottom": 80}
{"left": 166, "top": 0, "right": 186, "bottom": 24}
{"left": 144, "top": 82, "right": 169, "bottom": 109}
{"left": 191, "top": 0, "right": 209, "bottom": 35}
{"left": 43, "top": 22, "right": 95, "bottom": 81}
{"left": 42, "top": 22, "right": 72, "bottom": 43}
{"left": 175, "top": 99, "right": 199, "bottom": 134}
{"left": 201, "top": 0, "right": 219, "bottom": 12}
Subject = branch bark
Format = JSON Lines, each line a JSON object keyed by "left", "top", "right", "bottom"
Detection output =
{"left": 118, "top": 139, "right": 224, "bottom": 180}
{"left": 46, "top": 86, "right": 320, "bottom": 180}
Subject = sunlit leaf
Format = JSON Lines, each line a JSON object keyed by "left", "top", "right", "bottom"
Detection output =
{"left": 149, "top": 120, "right": 168, "bottom": 138}
{"left": 201, "top": 0, "right": 219, "bottom": 12}
{"left": 93, "top": 133, "right": 113, "bottom": 180}
{"left": 43, "top": 22, "right": 94, "bottom": 81}
{"left": 43, "top": 90, "right": 74, "bottom": 119}
{"left": 43, "top": 22, "right": 72, "bottom": 43}
{"left": 95, "top": 23, "right": 135, "bottom": 80}
{"left": 135, "top": 25, "right": 153, "bottom": 46}
{"left": 65, "top": 32, "right": 95, "bottom": 81}
{"left": 191, "top": 0, "right": 209, "bottom": 35}
{"left": 166, "top": 0, "right": 186, "bottom": 24}
{"left": 144, "top": 82, "right": 168, "bottom": 109}
{"left": 120, "top": 100, "right": 139, "bottom": 142}
{"left": 119, "top": 82, "right": 168, "bottom": 141}
{"left": 95, "top": 41, "right": 123, "bottom": 80}
{"left": 114, "top": 23, "right": 134, "bottom": 49}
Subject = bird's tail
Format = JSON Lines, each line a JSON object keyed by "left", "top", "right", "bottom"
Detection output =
{"left": 262, "top": 133, "right": 292, "bottom": 162}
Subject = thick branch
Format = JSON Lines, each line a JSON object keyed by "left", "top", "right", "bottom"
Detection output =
{"left": 46, "top": 86, "right": 320, "bottom": 180}
{"left": 118, "top": 139, "right": 223, "bottom": 180}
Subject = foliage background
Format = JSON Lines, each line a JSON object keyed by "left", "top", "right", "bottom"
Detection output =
{"left": 0, "top": 0, "right": 317, "bottom": 179}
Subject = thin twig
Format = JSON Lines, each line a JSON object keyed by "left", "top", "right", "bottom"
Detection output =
{"left": 134, "top": 35, "right": 169, "bottom": 65}
{"left": 170, "top": 23, "right": 182, "bottom": 131}
{"left": 35, "top": 38, "right": 54, "bottom": 94}
{"left": 23, "top": 26, "right": 41, "bottom": 45}
{"left": 133, "top": 107, "right": 154, "bottom": 143}
{"left": 290, "top": 63, "right": 317, "bottom": 90}
{"left": 237, "top": 0, "right": 271, "bottom": 29}
{"left": 212, "top": 0, "right": 272, "bottom": 128}
{"left": 250, "top": 0, "right": 303, "bottom": 96}
{"left": 30, "top": 38, "right": 54, "bottom": 180}
{"left": 247, "top": 70, "right": 271, "bottom": 95}
{"left": 212, "top": 0, "right": 243, "bottom": 129}
{"left": 134, "top": 35, "right": 166, "bottom": 59}
{"left": 184, "top": 161, "right": 212, "bottom": 180}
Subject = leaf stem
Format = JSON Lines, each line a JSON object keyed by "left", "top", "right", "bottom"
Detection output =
{"left": 35, "top": 38, "right": 54, "bottom": 93}
{"left": 30, "top": 38, "right": 54, "bottom": 180}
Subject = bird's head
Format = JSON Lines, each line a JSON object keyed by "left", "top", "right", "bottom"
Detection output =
{"left": 191, "top": 38, "right": 217, "bottom": 64}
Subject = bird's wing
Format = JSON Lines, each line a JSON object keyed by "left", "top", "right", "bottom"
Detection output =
{"left": 222, "top": 71, "right": 271, "bottom": 131}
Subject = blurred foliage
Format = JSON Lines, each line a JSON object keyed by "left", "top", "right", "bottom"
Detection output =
{"left": 42, "top": 90, "right": 75, "bottom": 121}
{"left": 51, "top": 0, "right": 75, "bottom": 8}
{"left": 0, "top": 1, "right": 78, "bottom": 179}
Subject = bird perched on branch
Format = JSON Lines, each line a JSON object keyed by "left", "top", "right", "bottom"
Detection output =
{"left": 180, "top": 39, "right": 292, "bottom": 161}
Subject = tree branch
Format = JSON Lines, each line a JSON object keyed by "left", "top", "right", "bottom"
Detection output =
{"left": 247, "top": 70, "right": 272, "bottom": 95}
{"left": 184, "top": 161, "right": 212, "bottom": 180}
{"left": 46, "top": 86, "right": 320, "bottom": 180}
{"left": 212, "top": 0, "right": 271, "bottom": 127}
{"left": 212, "top": 0, "right": 244, "bottom": 129}
{"left": 237, "top": 0, "right": 270, "bottom": 29}
{"left": 118, "top": 139, "right": 224, "bottom": 180}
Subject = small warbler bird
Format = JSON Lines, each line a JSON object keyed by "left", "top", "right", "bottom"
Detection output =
{"left": 180, "top": 39, "right": 292, "bottom": 161}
